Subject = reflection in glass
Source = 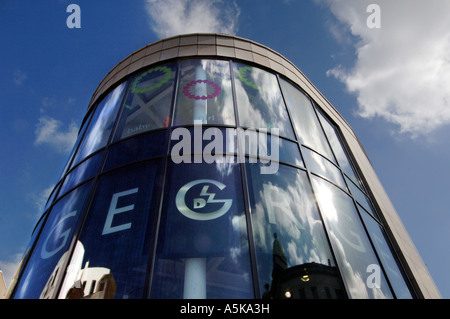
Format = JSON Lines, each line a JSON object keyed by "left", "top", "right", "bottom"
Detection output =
{"left": 105, "top": 130, "right": 168, "bottom": 171}
{"left": 361, "top": 213, "right": 413, "bottom": 299}
{"left": 12, "top": 183, "right": 92, "bottom": 299}
{"left": 174, "top": 60, "right": 235, "bottom": 126}
{"left": 233, "top": 63, "right": 294, "bottom": 139}
{"left": 60, "top": 161, "right": 162, "bottom": 299}
{"left": 311, "top": 176, "right": 393, "bottom": 299}
{"left": 242, "top": 132, "right": 303, "bottom": 168}
{"left": 151, "top": 158, "right": 253, "bottom": 298}
{"left": 114, "top": 63, "right": 176, "bottom": 140}
{"left": 279, "top": 79, "right": 334, "bottom": 160}
{"left": 302, "top": 147, "right": 347, "bottom": 190}
{"left": 59, "top": 152, "right": 103, "bottom": 197}
{"left": 246, "top": 163, "right": 345, "bottom": 299}
{"left": 58, "top": 111, "right": 94, "bottom": 182}
{"left": 73, "top": 82, "right": 127, "bottom": 165}
{"left": 346, "top": 176, "right": 379, "bottom": 220}
{"left": 316, "top": 110, "right": 362, "bottom": 187}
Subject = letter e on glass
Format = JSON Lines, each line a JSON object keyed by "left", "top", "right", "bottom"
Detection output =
{"left": 102, "top": 188, "right": 139, "bottom": 235}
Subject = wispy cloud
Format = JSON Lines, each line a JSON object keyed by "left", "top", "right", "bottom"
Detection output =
{"left": 13, "top": 70, "right": 27, "bottom": 86}
{"left": 34, "top": 116, "right": 78, "bottom": 154}
{"left": 145, "top": 0, "right": 240, "bottom": 39}
{"left": 28, "top": 184, "right": 54, "bottom": 213}
{"left": 319, "top": 0, "right": 450, "bottom": 138}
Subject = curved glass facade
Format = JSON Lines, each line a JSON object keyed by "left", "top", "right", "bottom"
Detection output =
{"left": 9, "top": 54, "right": 415, "bottom": 299}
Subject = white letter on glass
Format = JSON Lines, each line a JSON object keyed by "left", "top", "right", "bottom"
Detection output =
{"left": 102, "top": 188, "right": 138, "bottom": 235}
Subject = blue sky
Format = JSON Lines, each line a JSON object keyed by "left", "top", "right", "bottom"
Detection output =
{"left": 0, "top": 0, "right": 449, "bottom": 298}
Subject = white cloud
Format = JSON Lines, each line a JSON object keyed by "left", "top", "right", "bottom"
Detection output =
{"left": 34, "top": 116, "right": 78, "bottom": 153}
{"left": 145, "top": 0, "right": 240, "bottom": 39}
{"left": 28, "top": 184, "right": 55, "bottom": 212}
{"left": 320, "top": 0, "right": 450, "bottom": 138}
{"left": 13, "top": 70, "right": 27, "bottom": 86}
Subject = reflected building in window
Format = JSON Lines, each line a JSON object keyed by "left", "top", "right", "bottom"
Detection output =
{"left": 7, "top": 34, "right": 440, "bottom": 299}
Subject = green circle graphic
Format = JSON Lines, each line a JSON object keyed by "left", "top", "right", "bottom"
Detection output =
{"left": 237, "top": 66, "right": 260, "bottom": 90}
{"left": 131, "top": 66, "right": 172, "bottom": 94}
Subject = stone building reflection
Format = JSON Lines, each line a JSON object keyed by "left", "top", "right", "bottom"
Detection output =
{"left": 263, "top": 233, "right": 345, "bottom": 299}
{"left": 40, "top": 241, "right": 117, "bottom": 299}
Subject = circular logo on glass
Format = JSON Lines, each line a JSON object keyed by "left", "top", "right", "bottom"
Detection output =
{"left": 175, "top": 179, "right": 232, "bottom": 221}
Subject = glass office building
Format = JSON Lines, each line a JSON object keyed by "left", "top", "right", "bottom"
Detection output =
{"left": 7, "top": 34, "right": 440, "bottom": 299}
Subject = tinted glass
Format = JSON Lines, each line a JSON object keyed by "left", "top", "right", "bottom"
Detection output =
{"left": 346, "top": 176, "right": 379, "bottom": 220}
{"left": 73, "top": 82, "right": 127, "bottom": 164}
{"left": 302, "top": 147, "right": 346, "bottom": 190}
{"left": 316, "top": 110, "right": 361, "bottom": 186}
{"left": 59, "top": 111, "right": 93, "bottom": 179}
{"left": 361, "top": 213, "right": 413, "bottom": 299}
{"left": 311, "top": 176, "right": 393, "bottom": 299}
{"left": 114, "top": 63, "right": 176, "bottom": 140}
{"left": 174, "top": 60, "right": 235, "bottom": 126}
{"left": 233, "top": 63, "right": 294, "bottom": 139}
{"left": 279, "top": 79, "right": 334, "bottom": 160}
{"left": 59, "top": 152, "right": 103, "bottom": 197}
{"left": 246, "top": 163, "right": 345, "bottom": 299}
{"left": 12, "top": 183, "right": 92, "bottom": 299}
{"left": 151, "top": 158, "right": 253, "bottom": 298}
{"left": 59, "top": 161, "right": 162, "bottom": 299}
{"left": 104, "top": 130, "right": 168, "bottom": 171}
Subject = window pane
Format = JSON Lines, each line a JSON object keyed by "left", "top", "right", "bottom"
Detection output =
{"left": 151, "top": 158, "right": 253, "bottom": 299}
{"left": 311, "top": 176, "right": 394, "bottom": 299}
{"left": 12, "top": 183, "right": 92, "bottom": 299}
{"left": 302, "top": 147, "right": 347, "bottom": 190}
{"left": 233, "top": 63, "right": 295, "bottom": 139}
{"left": 114, "top": 63, "right": 176, "bottom": 140}
{"left": 361, "top": 213, "right": 413, "bottom": 299}
{"left": 73, "top": 82, "right": 127, "bottom": 164}
{"left": 59, "top": 161, "right": 162, "bottom": 299}
{"left": 174, "top": 60, "right": 235, "bottom": 126}
{"left": 245, "top": 163, "right": 345, "bottom": 299}
{"left": 279, "top": 79, "right": 334, "bottom": 160}
{"left": 240, "top": 130, "right": 303, "bottom": 168}
{"left": 346, "top": 176, "right": 379, "bottom": 220}
{"left": 59, "top": 111, "right": 93, "bottom": 179}
{"left": 105, "top": 130, "right": 168, "bottom": 171}
{"left": 316, "top": 110, "right": 361, "bottom": 186}
{"left": 59, "top": 152, "right": 103, "bottom": 197}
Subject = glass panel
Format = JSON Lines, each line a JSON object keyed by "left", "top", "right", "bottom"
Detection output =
{"left": 245, "top": 163, "right": 346, "bottom": 299}
{"left": 59, "top": 152, "right": 103, "bottom": 197}
{"left": 316, "top": 110, "right": 361, "bottom": 186}
{"left": 59, "top": 111, "right": 93, "bottom": 179}
{"left": 12, "top": 183, "right": 92, "bottom": 299}
{"left": 105, "top": 131, "right": 168, "bottom": 171}
{"left": 361, "top": 213, "right": 413, "bottom": 299}
{"left": 8, "top": 212, "right": 47, "bottom": 299}
{"left": 174, "top": 60, "right": 235, "bottom": 126}
{"left": 346, "top": 176, "right": 379, "bottom": 220}
{"left": 279, "top": 79, "right": 334, "bottom": 160}
{"left": 311, "top": 176, "right": 394, "bottom": 299}
{"left": 73, "top": 82, "right": 127, "bottom": 165}
{"left": 114, "top": 63, "right": 176, "bottom": 140}
{"left": 59, "top": 161, "right": 162, "bottom": 299}
{"left": 151, "top": 158, "right": 253, "bottom": 299}
{"left": 169, "top": 126, "right": 237, "bottom": 160}
{"left": 233, "top": 63, "right": 295, "bottom": 139}
{"left": 302, "top": 147, "right": 347, "bottom": 190}
{"left": 240, "top": 130, "right": 303, "bottom": 168}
